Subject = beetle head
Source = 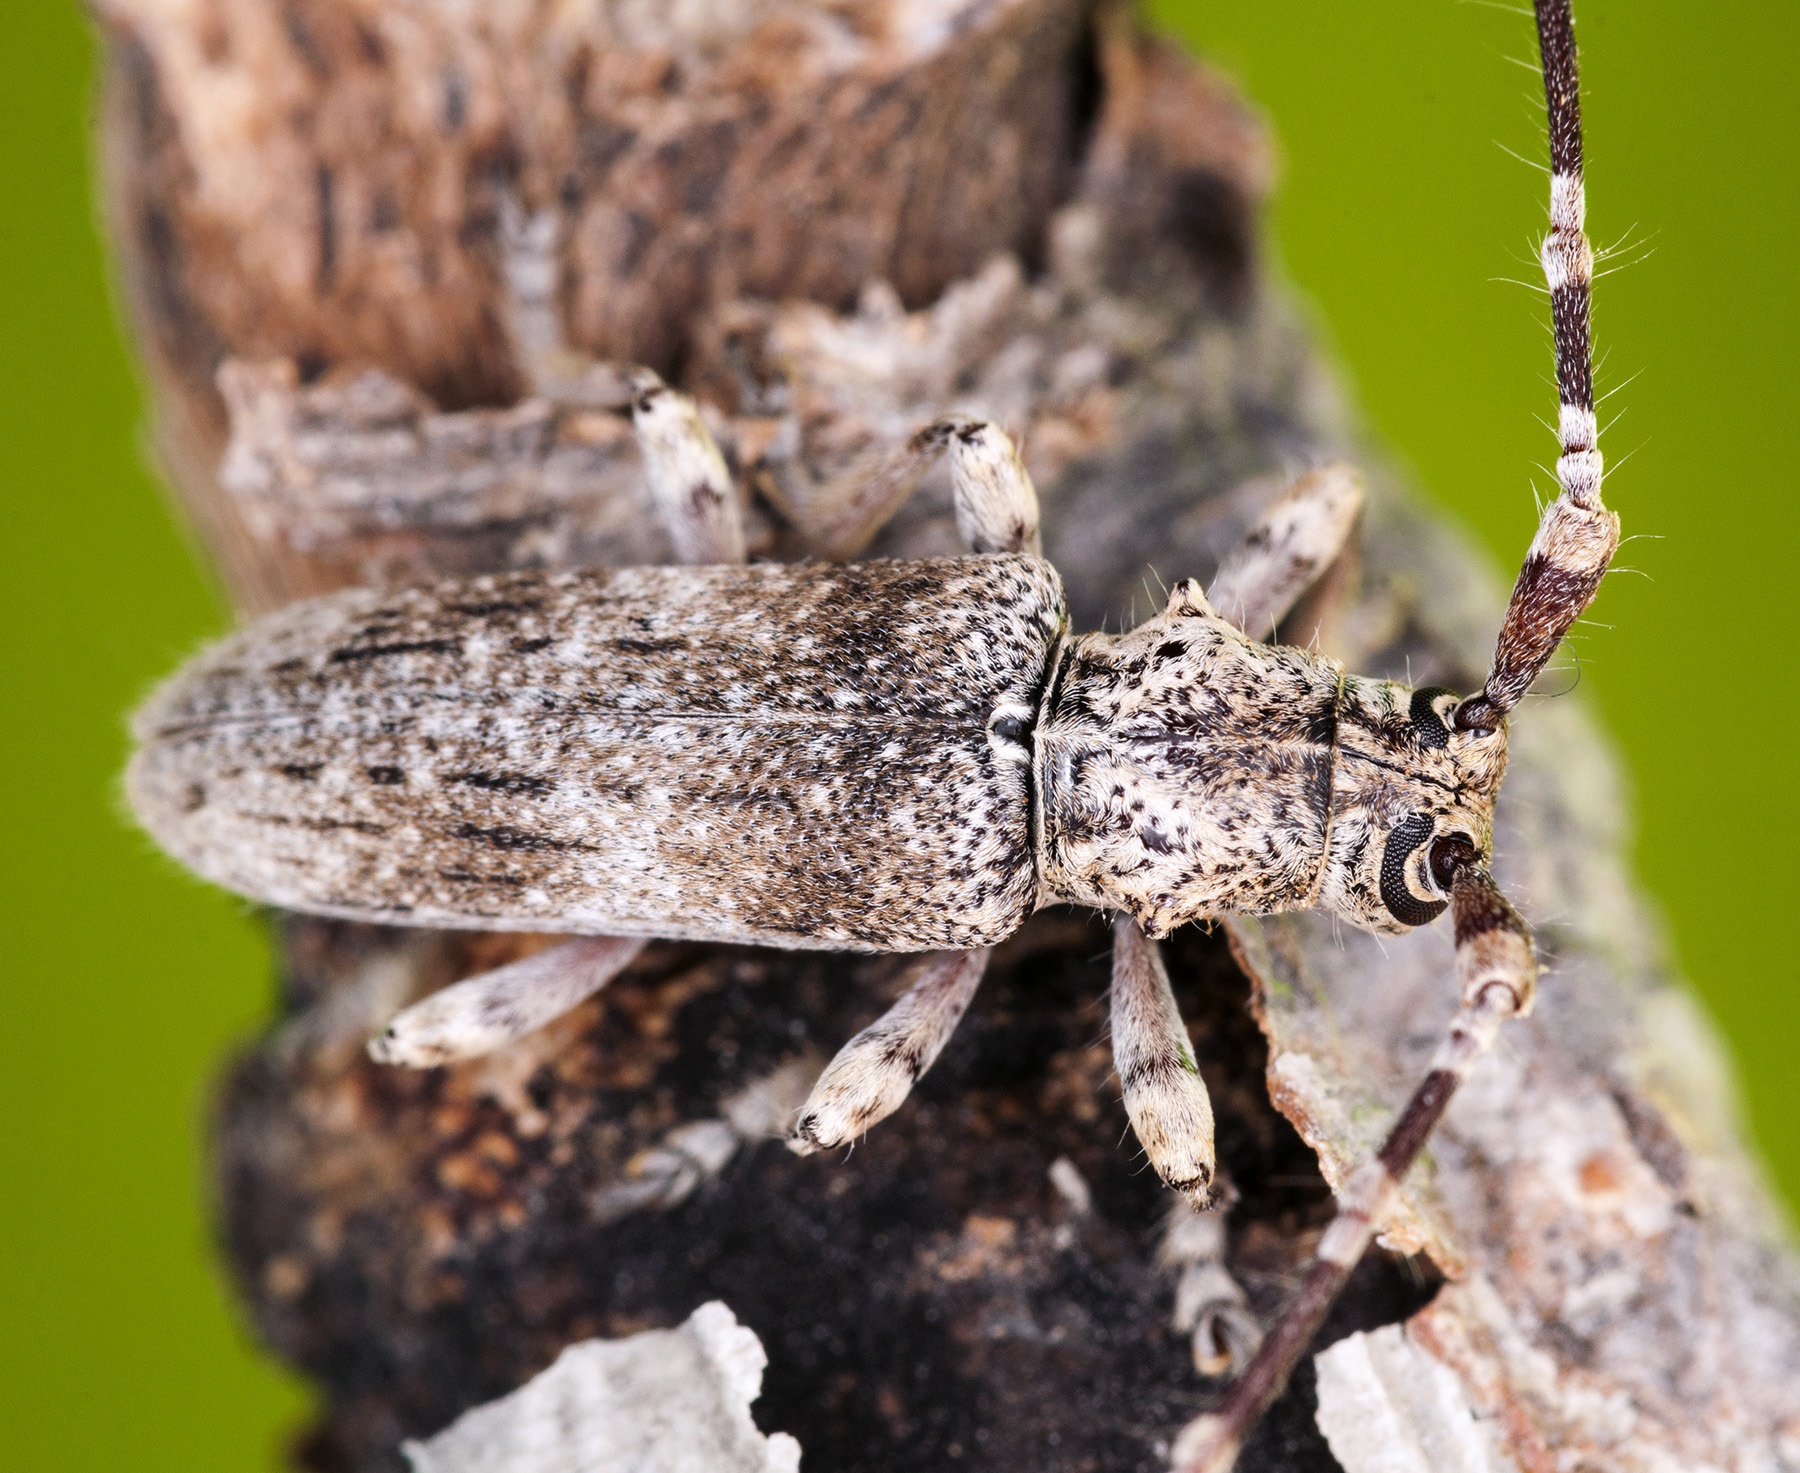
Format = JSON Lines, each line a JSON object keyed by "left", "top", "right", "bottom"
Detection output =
{"left": 1316, "top": 678, "right": 1510, "bottom": 935}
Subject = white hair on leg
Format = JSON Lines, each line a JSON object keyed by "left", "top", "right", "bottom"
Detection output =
{"left": 788, "top": 948, "right": 989, "bottom": 1154}
{"left": 630, "top": 378, "right": 747, "bottom": 566}
{"left": 943, "top": 418, "right": 1042, "bottom": 556}
{"left": 368, "top": 934, "right": 645, "bottom": 1067}
{"left": 1111, "top": 917, "right": 1217, "bottom": 1205}
{"left": 1205, "top": 463, "right": 1363, "bottom": 639}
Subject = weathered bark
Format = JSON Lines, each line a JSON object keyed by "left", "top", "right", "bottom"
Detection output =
{"left": 93, "top": 2, "right": 1800, "bottom": 1472}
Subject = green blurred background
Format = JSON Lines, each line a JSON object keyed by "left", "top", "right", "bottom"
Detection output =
{"left": 1, "top": 1, "right": 1794, "bottom": 1467}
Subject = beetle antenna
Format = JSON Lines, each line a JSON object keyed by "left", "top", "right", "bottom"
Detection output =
{"left": 1170, "top": 867, "right": 1536, "bottom": 1471}
{"left": 1455, "top": 0, "right": 1619, "bottom": 733}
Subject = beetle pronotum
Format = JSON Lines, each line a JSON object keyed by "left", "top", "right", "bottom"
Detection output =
{"left": 126, "top": 0, "right": 1613, "bottom": 1459}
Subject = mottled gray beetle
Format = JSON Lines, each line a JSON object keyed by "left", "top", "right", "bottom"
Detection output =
{"left": 127, "top": 0, "right": 1613, "bottom": 1461}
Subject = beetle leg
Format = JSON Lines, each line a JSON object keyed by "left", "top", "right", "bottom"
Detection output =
{"left": 1171, "top": 868, "right": 1535, "bottom": 1473}
{"left": 498, "top": 193, "right": 564, "bottom": 388}
{"left": 807, "top": 416, "right": 1041, "bottom": 558}
{"left": 1111, "top": 917, "right": 1219, "bottom": 1206}
{"left": 788, "top": 948, "right": 989, "bottom": 1154}
{"left": 368, "top": 935, "right": 645, "bottom": 1067}
{"left": 940, "top": 418, "right": 1041, "bottom": 555}
{"left": 630, "top": 375, "right": 748, "bottom": 566}
{"left": 1205, "top": 463, "right": 1363, "bottom": 641}
{"left": 1162, "top": 1192, "right": 1262, "bottom": 1378}
{"left": 593, "top": 1060, "right": 816, "bottom": 1224}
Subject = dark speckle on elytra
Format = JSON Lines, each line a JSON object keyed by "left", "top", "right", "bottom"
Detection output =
{"left": 329, "top": 638, "right": 460, "bottom": 664}
{"left": 301, "top": 816, "right": 389, "bottom": 836}
{"left": 611, "top": 637, "right": 686, "bottom": 656}
{"left": 451, "top": 822, "right": 576, "bottom": 853}
{"left": 366, "top": 766, "right": 406, "bottom": 785}
{"left": 447, "top": 599, "right": 544, "bottom": 618}
{"left": 448, "top": 770, "right": 553, "bottom": 797}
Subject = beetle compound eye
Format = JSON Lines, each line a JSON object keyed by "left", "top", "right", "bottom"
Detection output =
{"left": 1379, "top": 813, "right": 1448, "bottom": 927}
{"left": 1409, "top": 686, "right": 1458, "bottom": 750}
{"left": 1429, "top": 833, "right": 1478, "bottom": 892}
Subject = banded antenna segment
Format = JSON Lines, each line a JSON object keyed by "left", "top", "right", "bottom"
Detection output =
{"left": 1455, "top": 0, "right": 1620, "bottom": 733}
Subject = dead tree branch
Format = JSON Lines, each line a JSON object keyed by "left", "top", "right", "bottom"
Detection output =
{"left": 93, "top": 2, "right": 1800, "bottom": 1469}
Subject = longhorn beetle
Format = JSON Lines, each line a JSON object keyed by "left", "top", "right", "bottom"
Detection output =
{"left": 126, "top": 0, "right": 1614, "bottom": 1461}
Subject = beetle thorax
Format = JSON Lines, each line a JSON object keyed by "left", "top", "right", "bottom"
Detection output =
{"left": 1031, "top": 579, "right": 1510, "bottom": 938}
{"left": 1033, "top": 580, "right": 1343, "bottom": 937}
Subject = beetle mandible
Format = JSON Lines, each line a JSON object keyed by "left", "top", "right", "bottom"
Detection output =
{"left": 125, "top": 0, "right": 1612, "bottom": 1459}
